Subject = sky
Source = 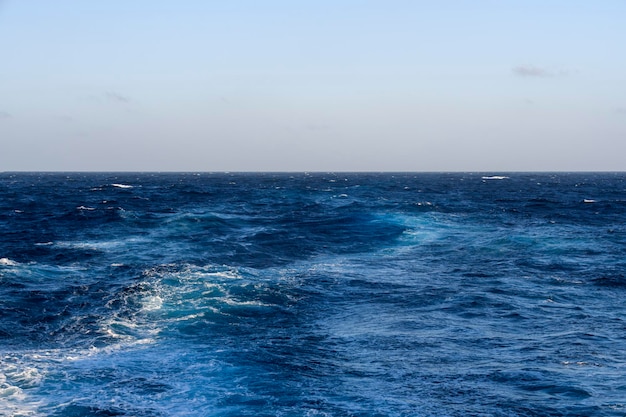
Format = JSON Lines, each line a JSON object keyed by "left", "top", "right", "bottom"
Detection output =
{"left": 1, "top": 1, "right": 625, "bottom": 171}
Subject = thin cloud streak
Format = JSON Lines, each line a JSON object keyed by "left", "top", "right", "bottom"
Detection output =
{"left": 105, "top": 92, "right": 131, "bottom": 104}
{"left": 0, "top": 111, "right": 11, "bottom": 120}
{"left": 512, "top": 65, "right": 570, "bottom": 78}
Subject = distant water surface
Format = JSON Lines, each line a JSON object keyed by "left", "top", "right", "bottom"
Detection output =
{"left": 1, "top": 172, "right": 625, "bottom": 416}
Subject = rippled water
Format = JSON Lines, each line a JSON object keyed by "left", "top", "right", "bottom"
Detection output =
{"left": 1, "top": 172, "right": 625, "bottom": 416}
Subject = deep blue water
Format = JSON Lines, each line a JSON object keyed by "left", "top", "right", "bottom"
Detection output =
{"left": 1, "top": 172, "right": 626, "bottom": 416}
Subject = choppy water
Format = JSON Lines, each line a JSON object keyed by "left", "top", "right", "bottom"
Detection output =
{"left": 1, "top": 172, "right": 626, "bottom": 416}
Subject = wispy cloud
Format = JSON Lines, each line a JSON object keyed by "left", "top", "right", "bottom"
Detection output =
{"left": 615, "top": 107, "right": 626, "bottom": 115}
{"left": 512, "top": 65, "right": 570, "bottom": 78}
{"left": 0, "top": 111, "right": 11, "bottom": 120}
{"left": 105, "top": 92, "right": 131, "bottom": 104}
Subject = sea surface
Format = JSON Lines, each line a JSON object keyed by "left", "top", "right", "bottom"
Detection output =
{"left": 1, "top": 172, "right": 625, "bottom": 417}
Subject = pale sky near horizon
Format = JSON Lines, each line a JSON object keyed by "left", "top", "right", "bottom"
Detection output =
{"left": 1, "top": 1, "right": 625, "bottom": 171}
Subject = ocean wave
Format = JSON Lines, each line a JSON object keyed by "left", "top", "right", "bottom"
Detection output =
{"left": 2, "top": 172, "right": 626, "bottom": 416}
{"left": 0, "top": 257, "right": 18, "bottom": 266}
{"left": 481, "top": 175, "right": 510, "bottom": 180}
{"left": 54, "top": 237, "right": 151, "bottom": 252}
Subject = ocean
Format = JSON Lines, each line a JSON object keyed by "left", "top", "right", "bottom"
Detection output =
{"left": 1, "top": 172, "right": 625, "bottom": 416}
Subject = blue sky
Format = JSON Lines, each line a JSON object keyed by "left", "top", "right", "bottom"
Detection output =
{"left": 1, "top": 1, "right": 625, "bottom": 171}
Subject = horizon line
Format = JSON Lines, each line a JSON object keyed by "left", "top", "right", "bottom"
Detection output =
{"left": 3, "top": 170, "right": 625, "bottom": 174}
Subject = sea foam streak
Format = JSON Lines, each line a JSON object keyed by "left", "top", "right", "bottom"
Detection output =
{"left": 481, "top": 175, "right": 509, "bottom": 180}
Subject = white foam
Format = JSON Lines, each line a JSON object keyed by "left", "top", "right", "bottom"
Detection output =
{"left": 111, "top": 183, "right": 133, "bottom": 189}
{"left": 0, "top": 385, "right": 24, "bottom": 400}
{"left": 0, "top": 360, "right": 43, "bottom": 416}
{"left": 8, "top": 367, "right": 44, "bottom": 388}
{"left": 76, "top": 206, "right": 96, "bottom": 211}
{"left": 141, "top": 296, "right": 163, "bottom": 312}
{"left": 169, "top": 313, "right": 204, "bottom": 322}
{"left": 217, "top": 297, "right": 272, "bottom": 308}
{"left": 195, "top": 270, "right": 242, "bottom": 280}
{"left": 56, "top": 237, "right": 148, "bottom": 251}
{"left": 482, "top": 176, "right": 509, "bottom": 180}
{"left": 0, "top": 258, "right": 18, "bottom": 266}
{"left": 0, "top": 296, "right": 164, "bottom": 415}
{"left": 583, "top": 199, "right": 596, "bottom": 203}
{"left": 2, "top": 386, "right": 39, "bottom": 416}
{"left": 98, "top": 315, "right": 160, "bottom": 342}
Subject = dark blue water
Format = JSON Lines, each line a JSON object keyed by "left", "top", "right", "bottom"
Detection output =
{"left": 1, "top": 172, "right": 626, "bottom": 416}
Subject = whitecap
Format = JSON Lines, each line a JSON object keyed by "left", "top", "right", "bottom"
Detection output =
{"left": 76, "top": 206, "right": 96, "bottom": 211}
{"left": 9, "top": 367, "right": 44, "bottom": 388}
{"left": 482, "top": 176, "right": 509, "bottom": 180}
{"left": 111, "top": 183, "right": 133, "bottom": 189}
{"left": 0, "top": 258, "right": 18, "bottom": 266}
{"left": 56, "top": 237, "right": 149, "bottom": 251}
{"left": 0, "top": 365, "right": 42, "bottom": 416}
{"left": 583, "top": 199, "right": 596, "bottom": 203}
{"left": 217, "top": 297, "right": 272, "bottom": 308}
{"left": 141, "top": 296, "right": 163, "bottom": 312}
{"left": 202, "top": 270, "right": 241, "bottom": 280}
{"left": 0, "top": 384, "right": 26, "bottom": 401}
